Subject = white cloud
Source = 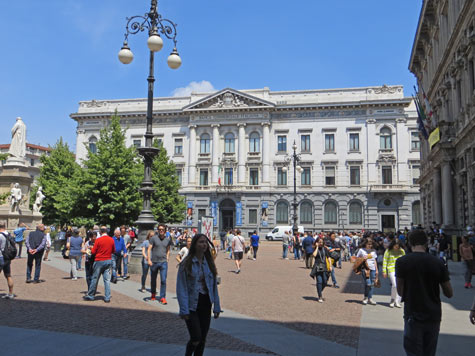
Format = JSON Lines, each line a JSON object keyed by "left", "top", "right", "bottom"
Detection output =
{"left": 172, "top": 80, "right": 216, "bottom": 97}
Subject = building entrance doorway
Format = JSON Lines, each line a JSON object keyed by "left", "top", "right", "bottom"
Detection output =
{"left": 220, "top": 199, "right": 235, "bottom": 230}
{"left": 381, "top": 215, "right": 396, "bottom": 233}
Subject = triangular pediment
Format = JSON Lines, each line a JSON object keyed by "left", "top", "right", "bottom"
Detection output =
{"left": 183, "top": 88, "right": 275, "bottom": 111}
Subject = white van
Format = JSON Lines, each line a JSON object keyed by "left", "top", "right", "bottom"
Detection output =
{"left": 266, "top": 226, "right": 304, "bottom": 241}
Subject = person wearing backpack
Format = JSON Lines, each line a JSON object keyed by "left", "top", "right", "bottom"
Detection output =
{"left": 0, "top": 222, "right": 15, "bottom": 299}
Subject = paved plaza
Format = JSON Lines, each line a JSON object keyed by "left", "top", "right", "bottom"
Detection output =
{"left": 0, "top": 241, "right": 473, "bottom": 356}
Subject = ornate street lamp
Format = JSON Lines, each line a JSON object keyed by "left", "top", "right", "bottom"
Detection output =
{"left": 118, "top": 0, "right": 181, "bottom": 272}
{"left": 282, "top": 140, "right": 302, "bottom": 237}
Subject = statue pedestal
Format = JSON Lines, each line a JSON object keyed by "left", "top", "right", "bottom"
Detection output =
{"left": 0, "top": 163, "right": 42, "bottom": 229}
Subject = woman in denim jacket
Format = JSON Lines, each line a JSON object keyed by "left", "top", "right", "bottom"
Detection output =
{"left": 177, "top": 233, "right": 221, "bottom": 356}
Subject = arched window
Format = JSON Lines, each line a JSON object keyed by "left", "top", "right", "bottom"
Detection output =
{"left": 324, "top": 201, "right": 337, "bottom": 224}
{"left": 276, "top": 201, "right": 288, "bottom": 224}
{"left": 200, "top": 133, "right": 210, "bottom": 153}
{"left": 224, "top": 133, "right": 235, "bottom": 153}
{"left": 300, "top": 201, "right": 313, "bottom": 224}
{"left": 249, "top": 132, "right": 260, "bottom": 153}
{"left": 380, "top": 127, "right": 392, "bottom": 149}
{"left": 412, "top": 201, "right": 421, "bottom": 225}
{"left": 88, "top": 136, "right": 97, "bottom": 154}
{"left": 349, "top": 201, "right": 363, "bottom": 224}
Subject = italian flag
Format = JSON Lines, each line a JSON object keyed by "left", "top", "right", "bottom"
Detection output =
{"left": 218, "top": 164, "right": 222, "bottom": 185}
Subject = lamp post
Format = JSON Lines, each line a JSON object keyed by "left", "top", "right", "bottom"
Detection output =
{"left": 118, "top": 0, "right": 181, "bottom": 273}
{"left": 282, "top": 140, "right": 302, "bottom": 237}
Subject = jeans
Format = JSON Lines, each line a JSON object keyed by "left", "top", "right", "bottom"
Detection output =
{"left": 77, "top": 255, "right": 82, "bottom": 270}
{"left": 283, "top": 244, "right": 288, "bottom": 259}
{"left": 16, "top": 241, "right": 23, "bottom": 257}
{"left": 86, "top": 260, "right": 112, "bottom": 301}
{"left": 337, "top": 251, "right": 342, "bottom": 268}
{"left": 111, "top": 254, "right": 123, "bottom": 279}
{"left": 220, "top": 239, "right": 225, "bottom": 251}
{"left": 403, "top": 318, "right": 440, "bottom": 356}
{"left": 141, "top": 258, "right": 150, "bottom": 288}
{"left": 330, "top": 265, "right": 337, "bottom": 285}
{"left": 85, "top": 260, "right": 94, "bottom": 289}
{"left": 463, "top": 260, "right": 473, "bottom": 284}
{"left": 389, "top": 271, "right": 401, "bottom": 303}
{"left": 69, "top": 255, "right": 80, "bottom": 278}
{"left": 123, "top": 254, "right": 129, "bottom": 277}
{"left": 185, "top": 293, "right": 212, "bottom": 356}
{"left": 363, "top": 269, "right": 376, "bottom": 299}
{"left": 315, "top": 273, "right": 328, "bottom": 298}
{"left": 26, "top": 250, "right": 44, "bottom": 281}
{"left": 294, "top": 246, "right": 301, "bottom": 260}
{"left": 252, "top": 246, "right": 258, "bottom": 259}
{"left": 150, "top": 261, "right": 168, "bottom": 298}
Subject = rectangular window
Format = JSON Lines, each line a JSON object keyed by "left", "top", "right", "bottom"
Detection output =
{"left": 411, "top": 132, "right": 420, "bottom": 151}
{"left": 349, "top": 133, "right": 359, "bottom": 151}
{"left": 350, "top": 166, "right": 360, "bottom": 186}
{"left": 133, "top": 139, "right": 141, "bottom": 148}
{"left": 412, "top": 165, "right": 420, "bottom": 184}
{"left": 325, "top": 134, "right": 335, "bottom": 152}
{"left": 301, "top": 167, "right": 311, "bottom": 185}
{"left": 30, "top": 158, "right": 35, "bottom": 166}
{"left": 225, "top": 168, "right": 233, "bottom": 185}
{"left": 198, "top": 209, "right": 206, "bottom": 221}
{"left": 248, "top": 209, "right": 257, "bottom": 224}
{"left": 200, "top": 169, "right": 208, "bottom": 186}
{"left": 382, "top": 166, "right": 392, "bottom": 184}
{"left": 277, "top": 135, "right": 287, "bottom": 152}
{"left": 277, "top": 167, "right": 287, "bottom": 185}
{"left": 325, "top": 166, "right": 335, "bottom": 186}
{"left": 174, "top": 138, "right": 183, "bottom": 155}
{"left": 175, "top": 169, "right": 182, "bottom": 185}
{"left": 301, "top": 135, "right": 311, "bottom": 152}
{"left": 249, "top": 168, "right": 259, "bottom": 185}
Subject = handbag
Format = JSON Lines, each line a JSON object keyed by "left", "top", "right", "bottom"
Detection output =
{"left": 244, "top": 246, "right": 250, "bottom": 254}
{"left": 330, "top": 250, "right": 340, "bottom": 261}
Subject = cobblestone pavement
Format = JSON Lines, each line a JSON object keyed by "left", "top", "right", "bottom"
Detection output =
{"left": 134, "top": 241, "right": 365, "bottom": 349}
{"left": 0, "top": 257, "right": 273, "bottom": 355}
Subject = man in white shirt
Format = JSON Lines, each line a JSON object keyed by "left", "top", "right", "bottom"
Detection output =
{"left": 232, "top": 229, "right": 245, "bottom": 274}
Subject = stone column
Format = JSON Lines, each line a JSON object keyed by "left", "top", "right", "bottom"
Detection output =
{"left": 433, "top": 168, "right": 442, "bottom": 225}
{"left": 211, "top": 124, "right": 220, "bottom": 184}
{"left": 238, "top": 123, "right": 246, "bottom": 184}
{"left": 441, "top": 161, "right": 454, "bottom": 226}
{"left": 188, "top": 125, "right": 197, "bottom": 185}
{"left": 262, "top": 122, "right": 270, "bottom": 183}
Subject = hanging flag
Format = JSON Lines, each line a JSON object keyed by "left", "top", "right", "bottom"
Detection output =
{"left": 421, "top": 87, "right": 433, "bottom": 126}
{"left": 414, "top": 85, "right": 433, "bottom": 129}
{"left": 218, "top": 163, "right": 222, "bottom": 185}
{"left": 413, "top": 95, "right": 429, "bottom": 140}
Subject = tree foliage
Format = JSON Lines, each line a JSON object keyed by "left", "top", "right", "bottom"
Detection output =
{"left": 36, "top": 138, "right": 80, "bottom": 225}
{"left": 74, "top": 114, "right": 142, "bottom": 228}
{"left": 151, "top": 140, "right": 185, "bottom": 224}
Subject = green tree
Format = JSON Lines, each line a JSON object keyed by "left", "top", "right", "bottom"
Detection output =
{"left": 75, "top": 114, "right": 142, "bottom": 228}
{"left": 151, "top": 139, "right": 185, "bottom": 224}
{"left": 35, "top": 138, "right": 80, "bottom": 225}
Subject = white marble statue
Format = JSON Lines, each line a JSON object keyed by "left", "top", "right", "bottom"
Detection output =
{"left": 10, "top": 183, "right": 22, "bottom": 213}
{"left": 33, "top": 186, "right": 45, "bottom": 213}
{"left": 8, "top": 117, "right": 27, "bottom": 159}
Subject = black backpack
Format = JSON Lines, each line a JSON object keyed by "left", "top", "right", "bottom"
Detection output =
{"left": 1, "top": 231, "right": 17, "bottom": 261}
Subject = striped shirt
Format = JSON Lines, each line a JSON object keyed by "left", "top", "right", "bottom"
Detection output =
{"left": 383, "top": 248, "right": 405, "bottom": 274}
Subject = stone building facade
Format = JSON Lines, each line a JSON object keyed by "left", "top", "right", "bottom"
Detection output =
{"left": 71, "top": 86, "right": 420, "bottom": 236}
{"left": 409, "top": 0, "right": 475, "bottom": 234}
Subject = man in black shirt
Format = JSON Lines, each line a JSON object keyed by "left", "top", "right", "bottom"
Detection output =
{"left": 396, "top": 229, "right": 453, "bottom": 356}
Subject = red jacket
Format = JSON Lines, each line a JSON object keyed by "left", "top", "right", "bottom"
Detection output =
{"left": 91, "top": 234, "right": 115, "bottom": 261}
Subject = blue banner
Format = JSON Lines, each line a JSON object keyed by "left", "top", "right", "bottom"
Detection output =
{"left": 261, "top": 201, "right": 268, "bottom": 227}
{"left": 211, "top": 201, "right": 218, "bottom": 226}
{"left": 236, "top": 201, "right": 242, "bottom": 226}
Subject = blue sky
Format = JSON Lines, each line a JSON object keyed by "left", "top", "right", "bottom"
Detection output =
{"left": 0, "top": 0, "right": 422, "bottom": 150}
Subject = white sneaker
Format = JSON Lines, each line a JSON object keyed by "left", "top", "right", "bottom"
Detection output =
{"left": 2, "top": 294, "right": 14, "bottom": 299}
{"left": 317, "top": 298, "right": 324, "bottom": 303}
{"left": 72, "top": 277, "right": 78, "bottom": 281}
{"left": 389, "top": 302, "right": 395, "bottom": 308}
{"left": 395, "top": 302, "right": 402, "bottom": 308}
{"left": 252, "top": 258, "right": 256, "bottom": 260}
{"left": 362, "top": 298, "right": 368, "bottom": 305}
{"left": 368, "top": 299, "right": 377, "bottom": 305}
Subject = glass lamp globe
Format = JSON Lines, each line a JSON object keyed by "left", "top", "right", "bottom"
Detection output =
{"left": 167, "top": 48, "right": 182, "bottom": 69}
{"left": 282, "top": 166, "right": 288, "bottom": 172}
{"left": 297, "top": 165, "right": 302, "bottom": 172}
{"left": 292, "top": 142, "right": 297, "bottom": 151}
{"left": 147, "top": 34, "right": 163, "bottom": 52}
{"left": 118, "top": 42, "right": 133, "bottom": 64}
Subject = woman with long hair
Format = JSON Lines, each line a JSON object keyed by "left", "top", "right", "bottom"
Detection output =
{"left": 310, "top": 237, "right": 330, "bottom": 303}
{"left": 177, "top": 233, "right": 221, "bottom": 356}
{"left": 356, "top": 238, "right": 379, "bottom": 305}
{"left": 140, "top": 230, "right": 155, "bottom": 293}
{"left": 82, "top": 231, "right": 97, "bottom": 289}
{"left": 382, "top": 238, "right": 405, "bottom": 307}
